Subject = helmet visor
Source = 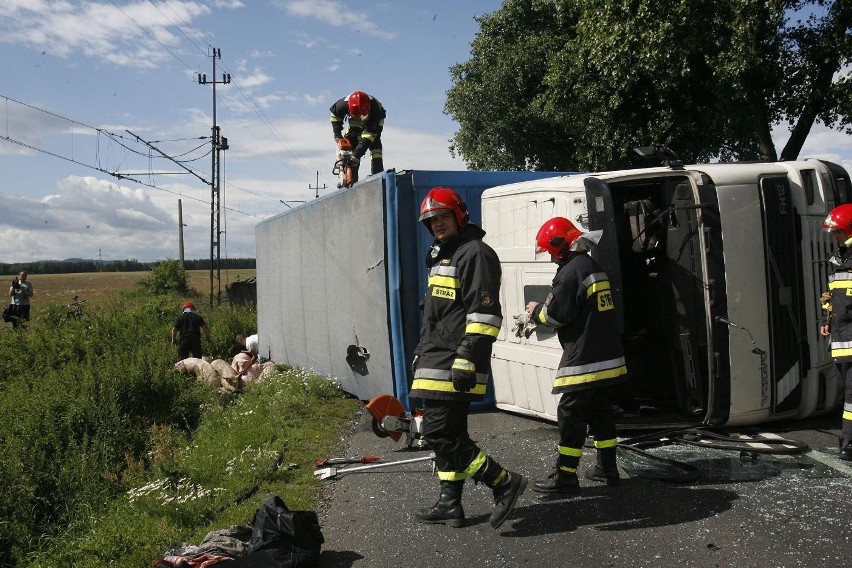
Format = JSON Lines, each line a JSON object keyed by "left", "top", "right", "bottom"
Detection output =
{"left": 824, "top": 227, "right": 849, "bottom": 244}
{"left": 569, "top": 229, "right": 603, "bottom": 252}
{"left": 418, "top": 207, "right": 449, "bottom": 224}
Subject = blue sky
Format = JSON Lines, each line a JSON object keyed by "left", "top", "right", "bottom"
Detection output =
{"left": 0, "top": 0, "right": 850, "bottom": 264}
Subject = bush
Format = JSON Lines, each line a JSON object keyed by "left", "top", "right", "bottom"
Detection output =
{"left": 137, "top": 260, "right": 191, "bottom": 296}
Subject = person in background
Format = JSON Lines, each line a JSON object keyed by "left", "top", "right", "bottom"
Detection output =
{"left": 236, "top": 333, "right": 259, "bottom": 363}
{"left": 329, "top": 90, "right": 386, "bottom": 184}
{"left": 819, "top": 204, "right": 852, "bottom": 461}
{"left": 410, "top": 186, "right": 527, "bottom": 530}
{"left": 9, "top": 270, "right": 33, "bottom": 328}
{"left": 171, "top": 301, "right": 212, "bottom": 360}
{"left": 526, "top": 217, "right": 628, "bottom": 493}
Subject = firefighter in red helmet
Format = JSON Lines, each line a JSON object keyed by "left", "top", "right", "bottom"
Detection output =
{"left": 329, "top": 91, "right": 386, "bottom": 184}
{"left": 410, "top": 186, "right": 528, "bottom": 529}
{"left": 527, "top": 217, "right": 628, "bottom": 492}
{"left": 820, "top": 203, "right": 852, "bottom": 461}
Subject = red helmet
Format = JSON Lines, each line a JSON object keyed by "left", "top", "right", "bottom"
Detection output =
{"left": 536, "top": 217, "right": 583, "bottom": 260}
{"left": 419, "top": 187, "right": 468, "bottom": 234}
{"left": 347, "top": 91, "right": 371, "bottom": 117}
{"left": 183, "top": 301, "right": 195, "bottom": 309}
{"left": 822, "top": 204, "right": 852, "bottom": 242}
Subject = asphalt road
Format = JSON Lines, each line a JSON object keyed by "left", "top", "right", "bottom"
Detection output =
{"left": 315, "top": 408, "right": 851, "bottom": 568}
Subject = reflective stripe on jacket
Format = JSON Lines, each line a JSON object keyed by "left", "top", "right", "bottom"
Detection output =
{"left": 827, "top": 251, "right": 852, "bottom": 361}
{"left": 531, "top": 252, "right": 627, "bottom": 394}
{"left": 410, "top": 224, "right": 502, "bottom": 401}
{"left": 329, "top": 96, "right": 386, "bottom": 158}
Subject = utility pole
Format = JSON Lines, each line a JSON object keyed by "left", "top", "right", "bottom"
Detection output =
{"left": 178, "top": 199, "right": 186, "bottom": 268}
{"left": 309, "top": 170, "right": 327, "bottom": 199}
{"left": 198, "top": 47, "right": 230, "bottom": 306}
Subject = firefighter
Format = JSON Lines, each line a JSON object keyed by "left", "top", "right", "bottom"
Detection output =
{"left": 526, "top": 217, "right": 628, "bottom": 492}
{"left": 329, "top": 91, "right": 385, "bottom": 184}
{"left": 410, "top": 186, "right": 527, "bottom": 529}
{"left": 819, "top": 204, "right": 852, "bottom": 461}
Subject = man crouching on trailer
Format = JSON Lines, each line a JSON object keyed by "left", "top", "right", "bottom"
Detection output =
{"left": 526, "top": 217, "right": 629, "bottom": 492}
{"left": 410, "top": 186, "right": 528, "bottom": 529}
{"left": 819, "top": 204, "right": 852, "bottom": 462}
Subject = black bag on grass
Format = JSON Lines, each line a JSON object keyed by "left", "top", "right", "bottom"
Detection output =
{"left": 224, "top": 496, "right": 324, "bottom": 567}
{"left": 2, "top": 304, "right": 15, "bottom": 323}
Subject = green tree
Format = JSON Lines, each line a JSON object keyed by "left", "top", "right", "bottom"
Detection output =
{"left": 446, "top": 0, "right": 851, "bottom": 171}
{"left": 138, "top": 259, "right": 191, "bottom": 296}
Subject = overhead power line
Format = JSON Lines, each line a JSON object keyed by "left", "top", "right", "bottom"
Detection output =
{"left": 146, "top": 0, "right": 330, "bottom": 192}
{"left": 0, "top": 94, "right": 271, "bottom": 218}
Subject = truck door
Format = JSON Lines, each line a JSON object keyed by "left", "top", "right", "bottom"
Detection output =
{"left": 585, "top": 176, "right": 724, "bottom": 423}
{"left": 666, "top": 180, "right": 722, "bottom": 422}
{"left": 759, "top": 176, "right": 805, "bottom": 413}
{"left": 584, "top": 178, "right": 625, "bottom": 335}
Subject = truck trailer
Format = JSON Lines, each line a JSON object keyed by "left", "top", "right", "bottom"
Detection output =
{"left": 481, "top": 158, "right": 851, "bottom": 426}
{"left": 255, "top": 169, "right": 569, "bottom": 410}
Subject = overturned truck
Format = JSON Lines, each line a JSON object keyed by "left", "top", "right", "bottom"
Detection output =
{"left": 482, "top": 158, "right": 851, "bottom": 426}
{"left": 254, "top": 169, "right": 568, "bottom": 408}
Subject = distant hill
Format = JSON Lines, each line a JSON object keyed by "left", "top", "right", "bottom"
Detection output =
{"left": 1, "top": 258, "right": 256, "bottom": 275}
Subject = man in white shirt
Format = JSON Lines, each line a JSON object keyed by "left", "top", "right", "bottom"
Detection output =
{"left": 236, "top": 333, "right": 259, "bottom": 362}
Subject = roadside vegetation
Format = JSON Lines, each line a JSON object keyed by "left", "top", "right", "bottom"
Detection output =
{"left": 0, "top": 263, "right": 361, "bottom": 566}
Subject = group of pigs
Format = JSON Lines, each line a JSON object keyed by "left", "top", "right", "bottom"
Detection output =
{"left": 174, "top": 352, "right": 277, "bottom": 395}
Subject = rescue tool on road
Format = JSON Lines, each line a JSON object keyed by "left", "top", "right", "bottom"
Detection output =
{"left": 313, "top": 453, "right": 436, "bottom": 481}
{"left": 365, "top": 394, "right": 426, "bottom": 448}
{"left": 314, "top": 455, "right": 382, "bottom": 468}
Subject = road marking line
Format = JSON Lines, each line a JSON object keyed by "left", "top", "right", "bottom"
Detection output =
{"left": 806, "top": 450, "right": 852, "bottom": 476}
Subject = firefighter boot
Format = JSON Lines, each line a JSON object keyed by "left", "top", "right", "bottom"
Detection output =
{"left": 489, "top": 470, "right": 528, "bottom": 529}
{"left": 415, "top": 480, "right": 465, "bottom": 528}
{"left": 533, "top": 469, "right": 580, "bottom": 494}
{"left": 585, "top": 447, "right": 621, "bottom": 486}
{"left": 840, "top": 439, "right": 852, "bottom": 462}
{"left": 371, "top": 155, "right": 384, "bottom": 175}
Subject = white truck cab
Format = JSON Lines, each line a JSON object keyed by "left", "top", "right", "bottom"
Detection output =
{"left": 482, "top": 159, "right": 851, "bottom": 426}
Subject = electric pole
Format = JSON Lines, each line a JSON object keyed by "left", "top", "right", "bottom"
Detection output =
{"left": 197, "top": 47, "right": 230, "bottom": 306}
{"left": 178, "top": 199, "right": 186, "bottom": 268}
{"left": 309, "top": 170, "right": 327, "bottom": 199}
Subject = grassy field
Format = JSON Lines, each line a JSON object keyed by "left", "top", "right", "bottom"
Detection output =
{"left": 2, "top": 268, "right": 256, "bottom": 313}
{"left": 0, "top": 278, "right": 360, "bottom": 566}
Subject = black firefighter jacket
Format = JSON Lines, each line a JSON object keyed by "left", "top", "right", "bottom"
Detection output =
{"left": 410, "top": 224, "right": 502, "bottom": 402}
{"left": 827, "top": 247, "right": 852, "bottom": 361}
{"left": 329, "top": 96, "right": 386, "bottom": 159}
{"left": 530, "top": 252, "right": 628, "bottom": 394}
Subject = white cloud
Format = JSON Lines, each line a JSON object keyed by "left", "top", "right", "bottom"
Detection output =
{"left": 283, "top": 0, "right": 396, "bottom": 40}
{"left": 0, "top": 106, "right": 467, "bottom": 263}
{"left": 0, "top": 1, "right": 210, "bottom": 67}
{"left": 773, "top": 123, "right": 852, "bottom": 176}
{"left": 237, "top": 68, "right": 273, "bottom": 90}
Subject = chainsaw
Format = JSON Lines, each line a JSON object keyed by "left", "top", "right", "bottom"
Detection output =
{"left": 365, "top": 394, "right": 426, "bottom": 449}
{"left": 332, "top": 137, "right": 356, "bottom": 188}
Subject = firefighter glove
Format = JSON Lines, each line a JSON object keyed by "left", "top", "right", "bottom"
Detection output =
{"left": 511, "top": 313, "right": 536, "bottom": 338}
{"left": 451, "top": 358, "right": 477, "bottom": 393}
{"left": 820, "top": 292, "right": 832, "bottom": 313}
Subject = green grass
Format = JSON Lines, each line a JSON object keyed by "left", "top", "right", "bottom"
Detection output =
{"left": 0, "top": 284, "right": 361, "bottom": 567}
{"left": 28, "top": 368, "right": 359, "bottom": 567}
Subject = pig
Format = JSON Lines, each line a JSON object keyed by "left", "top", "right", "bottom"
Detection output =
{"left": 231, "top": 352, "right": 255, "bottom": 382}
{"left": 230, "top": 353, "right": 276, "bottom": 385}
{"left": 174, "top": 357, "right": 218, "bottom": 388}
{"left": 211, "top": 358, "right": 243, "bottom": 392}
{"left": 258, "top": 361, "right": 277, "bottom": 380}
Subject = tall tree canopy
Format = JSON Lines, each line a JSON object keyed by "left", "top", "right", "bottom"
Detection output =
{"left": 445, "top": 0, "right": 851, "bottom": 171}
